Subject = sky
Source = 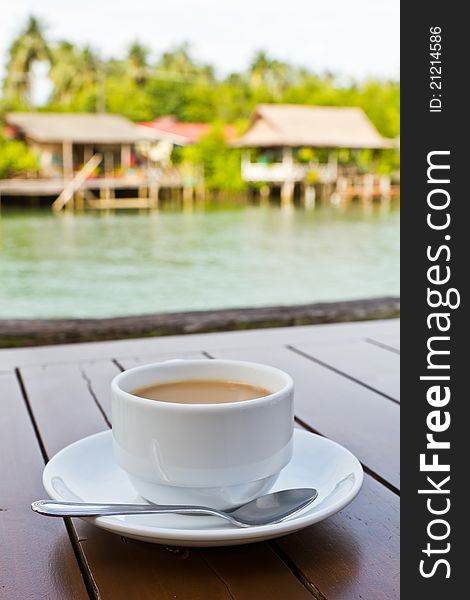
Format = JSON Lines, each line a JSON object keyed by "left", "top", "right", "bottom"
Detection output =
{"left": 1, "top": 0, "right": 399, "bottom": 81}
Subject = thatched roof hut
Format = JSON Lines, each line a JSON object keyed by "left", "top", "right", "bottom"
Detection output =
{"left": 5, "top": 112, "right": 160, "bottom": 178}
{"left": 5, "top": 112, "right": 151, "bottom": 144}
{"left": 233, "top": 104, "right": 391, "bottom": 149}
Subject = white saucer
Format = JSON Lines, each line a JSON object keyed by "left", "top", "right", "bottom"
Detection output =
{"left": 42, "top": 429, "right": 363, "bottom": 547}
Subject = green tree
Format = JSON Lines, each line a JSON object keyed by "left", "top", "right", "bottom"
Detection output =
{"left": 181, "top": 124, "right": 245, "bottom": 193}
{"left": 0, "top": 136, "right": 39, "bottom": 178}
{"left": 126, "top": 42, "right": 150, "bottom": 86}
{"left": 48, "top": 45, "right": 101, "bottom": 112}
{"left": 249, "top": 50, "right": 292, "bottom": 99}
{"left": 48, "top": 42, "right": 81, "bottom": 105}
{"left": 3, "top": 16, "right": 51, "bottom": 107}
{"left": 156, "top": 43, "right": 213, "bottom": 82}
{"left": 105, "top": 77, "right": 155, "bottom": 121}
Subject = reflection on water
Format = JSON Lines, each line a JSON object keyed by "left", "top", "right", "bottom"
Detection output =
{"left": 0, "top": 202, "right": 399, "bottom": 318}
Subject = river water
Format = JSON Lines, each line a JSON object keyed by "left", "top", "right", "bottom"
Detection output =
{"left": 0, "top": 202, "right": 399, "bottom": 319}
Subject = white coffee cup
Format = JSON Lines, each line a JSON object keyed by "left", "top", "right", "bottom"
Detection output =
{"left": 111, "top": 359, "right": 294, "bottom": 509}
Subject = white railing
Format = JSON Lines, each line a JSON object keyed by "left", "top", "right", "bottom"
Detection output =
{"left": 241, "top": 161, "right": 337, "bottom": 183}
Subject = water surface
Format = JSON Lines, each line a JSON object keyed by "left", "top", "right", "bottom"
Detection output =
{"left": 0, "top": 203, "right": 399, "bottom": 318}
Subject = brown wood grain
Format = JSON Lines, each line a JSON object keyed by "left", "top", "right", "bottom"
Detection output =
{"left": 20, "top": 362, "right": 109, "bottom": 456}
{"left": 19, "top": 359, "right": 314, "bottom": 600}
{"left": 0, "top": 371, "right": 88, "bottom": 600}
{"left": 11, "top": 324, "right": 400, "bottom": 599}
{"left": 125, "top": 350, "right": 400, "bottom": 600}
{"left": 274, "top": 474, "right": 399, "bottom": 600}
{"left": 207, "top": 345, "right": 399, "bottom": 490}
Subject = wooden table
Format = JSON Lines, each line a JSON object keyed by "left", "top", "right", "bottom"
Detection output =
{"left": 0, "top": 319, "right": 399, "bottom": 600}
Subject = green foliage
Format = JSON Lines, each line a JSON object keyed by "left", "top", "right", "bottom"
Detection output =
{"left": 3, "top": 16, "right": 50, "bottom": 105}
{"left": 181, "top": 125, "right": 246, "bottom": 193}
{"left": 1, "top": 17, "right": 399, "bottom": 134}
{"left": 105, "top": 78, "right": 155, "bottom": 121}
{"left": 0, "top": 137, "right": 39, "bottom": 178}
{"left": 297, "top": 148, "right": 315, "bottom": 163}
{"left": 1, "top": 16, "right": 400, "bottom": 180}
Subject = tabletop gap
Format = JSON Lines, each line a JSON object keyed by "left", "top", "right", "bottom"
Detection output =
{"left": 206, "top": 343, "right": 399, "bottom": 489}
{"left": 15, "top": 357, "right": 323, "bottom": 599}
{"left": 16, "top": 365, "right": 104, "bottom": 598}
{"left": 268, "top": 541, "right": 328, "bottom": 600}
{"left": 14, "top": 368, "right": 49, "bottom": 463}
{"left": 4, "top": 321, "right": 399, "bottom": 599}
{"left": 365, "top": 337, "right": 401, "bottom": 354}
{"left": 1, "top": 370, "right": 91, "bottom": 599}
{"left": 286, "top": 345, "right": 400, "bottom": 406}
{"left": 295, "top": 417, "right": 399, "bottom": 497}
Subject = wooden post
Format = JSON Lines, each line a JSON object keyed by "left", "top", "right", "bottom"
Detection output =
{"left": 259, "top": 184, "right": 270, "bottom": 206}
{"left": 380, "top": 175, "right": 391, "bottom": 201}
{"left": 149, "top": 185, "right": 159, "bottom": 210}
{"left": 328, "top": 149, "right": 338, "bottom": 180}
{"left": 104, "top": 151, "right": 114, "bottom": 177}
{"left": 121, "top": 144, "right": 131, "bottom": 171}
{"left": 333, "top": 176, "right": 348, "bottom": 205}
{"left": 75, "top": 190, "right": 85, "bottom": 212}
{"left": 195, "top": 165, "right": 205, "bottom": 205}
{"left": 62, "top": 141, "right": 73, "bottom": 180}
{"left": 304, "top": 185, "right": 316, "bottom": 209}
{"left": 281, "top": 181, "right": 294, "bottom": 208}
{"left": 61, "top": 141, "right": 74, "bottom": 211}
{"left": 183, "top": 186, "right": 194, "bottom": 211}
{"left": 84, "top": 144, "right": 93, "bottom": 165}
{"left": 280, "top": 147, "right": 294, "bottom": 208}
{"left": 363, "top": 174, "right": 374, "bottom": 204}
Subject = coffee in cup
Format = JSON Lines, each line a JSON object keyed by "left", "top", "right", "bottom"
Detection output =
{"left": 111, "top": 359, "right": 294, "bottom": 510}
{"left": 131, "top": 379, "right": 271, "bottom": 404}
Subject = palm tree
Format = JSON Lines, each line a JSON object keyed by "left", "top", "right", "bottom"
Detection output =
{"left": 155, "top": 43, "right": 214, "bottom": 83}
{"left": 249, "top": 51, "right": 272, "bottom": 88}
{"left": 49, "top": 41, "right": 80, "bottom": 104}
{"left": 79, "top": 47, "right": 99, "bottom": 92}
{"left": 249, "top": 50, "right": 291, "bottom": 98}
{"left": 3, "top": 16, "right": 51, "bottom": 105}
{"left": 126, "top": 42, "right": 149, "bottom": 86}
{"left": 49, "top": 43, "right": 101, "bottom": 110}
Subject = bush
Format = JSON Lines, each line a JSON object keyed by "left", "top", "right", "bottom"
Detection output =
{"left": 181, "top": 124, "right": 246, "bottom": 193}
{"left": 0, "top": 137, "right": 39, "bottom": 178}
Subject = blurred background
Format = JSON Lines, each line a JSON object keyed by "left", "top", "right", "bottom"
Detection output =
{"left": 0, "top": 1, "right": 399, "bottom": 327}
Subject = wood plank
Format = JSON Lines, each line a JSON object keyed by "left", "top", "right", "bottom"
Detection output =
{"left": 20, "top": 363, "right": 109, "bottom": 456}
{"left": 0, "top": 320, "right": 399, "bottom": 368}
{"left": 18, "top": 360, "right": 315, "bottom": 599}
{"left": 111, "top": 352, "right": 400, "bottom": 599}
{"left": 77, "top": 528, "right": 314, "bottom": 600}
{"left": 115, "top": 351, "right": 207, "bottom": 370}
{"left": 82, "top": 354, "right": 400, "bottom": 599}
{"left": 274, "top": 473, "right": 399, "bottom": 600}
{"left": 366, "top": 333, "right": 400, "bottom": 353}
{"left": 291, "top": 339, "right": 400, "bottom": 402}
{"left": 207, "top": 346, "right": 399, "bottom": 489}
{"left": 199, "top": 543, "right": 324, "bottom": 600}
{"left": 78, "top": 353, "right": 206, "bottom": 419}
{"left": 0, "top": 371, "right": 88, "bottom": 600}
{"left": 74, "top": 359, "right": 121, "bottom": 425}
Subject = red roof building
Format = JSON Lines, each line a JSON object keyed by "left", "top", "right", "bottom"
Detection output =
{"left": 138, "top": 117, "right": 237, "bottom": 145}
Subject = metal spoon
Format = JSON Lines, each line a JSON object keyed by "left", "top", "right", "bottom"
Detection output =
{"left": 31, "top": 488, "right": 318, "bottom": 528}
